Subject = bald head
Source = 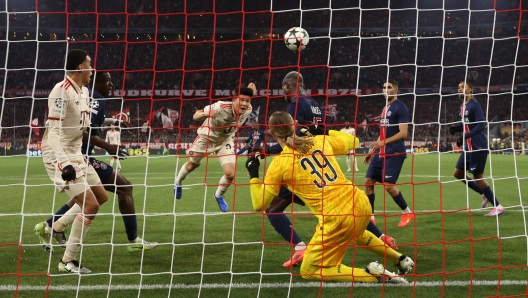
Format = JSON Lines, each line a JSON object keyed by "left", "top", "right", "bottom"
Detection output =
{"left": 282, "top": 71, "right": 305, "bottom": 103}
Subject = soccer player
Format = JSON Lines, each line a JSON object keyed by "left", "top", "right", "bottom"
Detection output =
{"left": 173, "top": 83, "right": 255, "bottom": 212}
{"left": 245, "top": 111, "right": 414, "bottom": 283}
{"left": 39, "top": 49, "right": 107, "bottom": 273}
{"left": 364, "top": 80, "right": 414, "bottom": 227}
{"left": 259, "top": 72, "right": 397, "bottom": 267}
{"left": 236, "top": 125, "right": 265, "bottom": 155}
{"left": 449, "top": 81, "right": 505, "bottom": 216}
{"left": 35, "top": 72, "right": 158, "bottom": 254}
{"left": 106, "top": 124, "right": 122, "bottom": 170}
{"left": 340, "top": 122, "right": 359, "bottom": 172}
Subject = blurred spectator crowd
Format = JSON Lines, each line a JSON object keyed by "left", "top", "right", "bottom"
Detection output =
{"left": 1, "top": 0, "right": 528, "bottom": 149}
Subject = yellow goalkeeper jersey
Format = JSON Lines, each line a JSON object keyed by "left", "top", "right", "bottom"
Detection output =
{"left": 256, "top": 132, "right": 362, "bottom": 223}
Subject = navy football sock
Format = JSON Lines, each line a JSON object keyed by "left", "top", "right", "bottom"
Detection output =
{"left": 481, "top": 187, "right": 500, "bottom": 207}
{"left": 46, "top": 203, "right": 72, "bottom": 227}
{"left": 122, "top": 214, "right": 138, "bottom": 241}
{"left": 366, "top": 221, "right": 382, "bottom": 238}
{"left": 367, "top": 194, "right": 375, "bottom": 213}
{"left": 461, "top": 179, "right": 483, "bottom": 195}
{"left": 391, "top": 191, "right": 409, "bottom": 211}
{"left": 267, "top": 213, "right": 302, "bottom": 245}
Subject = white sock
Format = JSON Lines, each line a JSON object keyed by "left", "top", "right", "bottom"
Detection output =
{"left": 345, "top": 155, "right": 351, "bottom": 168}
{"left": 353, "top": 156, "right": 359, "bottom": 170}
{"left": 129, "top": 237, "right": 139, "bottom": 244}
{"left": 214, "top": 175, "right": 233, "bottom": 198}
{"left": 53, "top": 204, "right": 82, "bottom": 232}
{"left": 62, "top": 214, "right": 92, "bottom": 262}
{"left": 109, "top": 158, "right": 115, "bottom": 166}
{"left": 295, "top": 241, "right": 306, "bottom": 251}
{"left": 380, "top": 234, "right": 385, "bottom": 238}
{"left": 175, "top": 165, "right": 190, "bottom": 185}
{"left": 402, "top": 207, "right": 411, "bottom": 214}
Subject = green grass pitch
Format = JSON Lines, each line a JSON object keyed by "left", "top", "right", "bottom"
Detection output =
{"left": 0, "top": 152, "right": 527, "bottom": 297}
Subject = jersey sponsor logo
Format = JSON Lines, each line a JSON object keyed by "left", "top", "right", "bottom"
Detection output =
{"left": 387, "top": 111, "right": 392, "bottom": 116}
{"left": 100, "top": 162, "right": 107, "bottom": 170}
{"left": 189, "top": 150, "right": 194, "bottom": 155}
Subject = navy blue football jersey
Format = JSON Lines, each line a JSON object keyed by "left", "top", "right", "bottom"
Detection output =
{"left": 457, "top": 98, "right": 488, "bottom": 151}
{"left": 81, "top": 89, "right": 106, "bottom": 155}
{"left": 248, "top": 129, "right": 265, "bottom": 147}
{"left": 378, "top": 99, "right": 409, "bottom": 157}
{"left": 267, "top": 96, "right": 324, "bottom": 154}
{"left": 286, "top": 96, "right": 324, "bottom": 125}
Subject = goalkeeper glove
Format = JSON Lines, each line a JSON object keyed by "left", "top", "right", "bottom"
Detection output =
{"left": 251, "top": 145, "right": 266, "bottom": 159}
{"left": 245, "top": 156, "right": 260, "bottom": 179}
{"left": 61, "top": 165, "right": 77, "bottom": 181}
{"left": 296, "top": 119, "right": 325, "bottom": 136}
{"left": 449, "top": 126, "right": 458, "bottom": 135}
{"left": 456, "top": 137, "right": 463, "bottom": 147}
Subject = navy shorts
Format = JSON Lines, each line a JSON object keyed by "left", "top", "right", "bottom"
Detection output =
{"left": 88, "top": 157, "right": 114, "bottom": 184}
{"left": 278, "top": 186, "right": 305, "bottom": 206}
{"left": 365, "top": 154, "right": 406, "bottom": 184}
{"left": 455, "top": 150, "right": 489, "bottom": 174}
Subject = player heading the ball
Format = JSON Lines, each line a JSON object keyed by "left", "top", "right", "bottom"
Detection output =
{"left": 245, "top": 111, "right": 414, "bottom": 283}
{"left": 173, "top": 83, "right": 256, "bottom": 212}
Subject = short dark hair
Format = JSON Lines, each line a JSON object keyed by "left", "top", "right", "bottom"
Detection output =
{"left": 90, "top": 72, "right": 109, "bottom": 85}
{"left": 234, "top": 84, "right": 254, "bottom": 97}
{"left": 387, "top": 79, "right": 399, "bottom": 88}
{"left": 66, "top": 49, "right": 89, "bottom": 71}
{"left": 460, "top": 81, "right": 473, "bottom": 91}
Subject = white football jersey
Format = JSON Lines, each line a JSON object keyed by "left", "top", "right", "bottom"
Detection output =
{"left": 196, "top": 100, "right": 252, "bottom": 141}
{"left": 106, "top": 130, "right": 120, "bottom": 145}
{"left": 340, "top": 127, "right": 356, "bottom": 136}
{"left": 42, "top": 77, "right": 91, "bottom": 167}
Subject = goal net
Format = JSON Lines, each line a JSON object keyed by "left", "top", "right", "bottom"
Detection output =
{"left": 1, "top": 0, "right": 527, "bottom": 297}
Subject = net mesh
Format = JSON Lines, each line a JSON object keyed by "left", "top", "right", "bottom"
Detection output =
{"left": 0, "top": 0, "right": 528, "bottom": 297}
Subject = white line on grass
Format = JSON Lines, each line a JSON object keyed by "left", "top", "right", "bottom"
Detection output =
{"left": 0, "top": 280, "right": 526, "bottom": 291}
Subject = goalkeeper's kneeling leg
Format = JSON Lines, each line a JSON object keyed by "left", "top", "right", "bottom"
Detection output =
{"left": 300, "top": 261, "right": 378, "bottom": 283}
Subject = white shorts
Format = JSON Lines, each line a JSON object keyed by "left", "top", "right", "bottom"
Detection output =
{"left": 44, "top": 158, "right": 101, "bottom": 199}
{"left": 186, "top": 135, "right": 236, "bottom": 166}
{"left": 347, "top": 150, "right": 355, "bottom": 154}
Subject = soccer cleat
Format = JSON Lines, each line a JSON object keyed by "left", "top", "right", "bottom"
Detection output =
{"left": 213, "top": 194, "right": 229, "bottom": 212}
{"left": 58, "top": 259, "right": 91, "bottom": 274}
{"left": 484, "top": 206, "right": 505, "bottom": 217}
{"left": 174, "top": 185, "right": 182, "bottom": 199}
{"left": 395, "top": 255, "right": 415, "bottom": 275}
{"left": 366, "top": 261, "right": 408, "bottom": 284}
{"left": 52, "top": 230, "right": 67, "bottom": 248}
{"left": 127, "top": 238, "right": 159, "bottom": 252}
{"left": 347, "top": 168, "right": 351, "bottom": 172}
{"left": 282, "top": 249, "right": 306, "bottom": 267}
{"left": 34, "top": 222, "right": 52, "bottom": 252}
{"left": 397, "top": 213, "right": 415, "bottom": 227}
{"left": 380, "top": 235, "right": 398, "bottom": 250}
{"left": 481, "top": 194, "right": 489, "bottom": 209}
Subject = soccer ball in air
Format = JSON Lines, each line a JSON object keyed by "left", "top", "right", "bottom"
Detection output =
{"left": 284, "top": 27, "right": 309, "bottom": 51}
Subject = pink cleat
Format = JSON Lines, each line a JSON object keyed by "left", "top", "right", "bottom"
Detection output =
{"left": 484, "top": 206, "right": 505, "bottom": 217}
{"left": 282, "top": 249, "right": 305, "bottom": 267}
{"left": 381, "top": 235, "right": 398, "bottom": 250}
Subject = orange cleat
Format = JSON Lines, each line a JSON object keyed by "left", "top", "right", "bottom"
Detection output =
{"left": 282, "top": 249, "right": 305, "bottom": 267}
{"left": 397, "top": 213, "right": 415, "bottom": 227}
{"left": 380, "top": 235, "right": 398, "bottom": 250}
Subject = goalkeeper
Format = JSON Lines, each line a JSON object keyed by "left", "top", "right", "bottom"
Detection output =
{"left": 245, "top": 111, "right": 414, "bottom": 283}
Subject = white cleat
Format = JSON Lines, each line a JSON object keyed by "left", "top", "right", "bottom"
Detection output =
{"left": 127, "top": 238, "right": 159, "bottom": 252}
{"left": 58, "top": 260, "right": 91, "bottom": 274}
{"left": 366, "top": 261, "right": 408, "bottom": 284}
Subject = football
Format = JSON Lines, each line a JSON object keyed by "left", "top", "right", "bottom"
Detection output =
{"left": 284, "top": 27, "right": 309, "bottom": 51}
